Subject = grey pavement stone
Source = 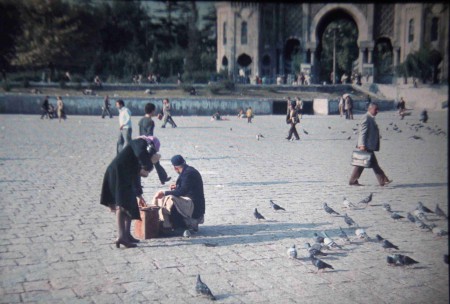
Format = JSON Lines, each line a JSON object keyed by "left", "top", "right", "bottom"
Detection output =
{"left": 0, "top": 110, "right": 448, "bottom": 303}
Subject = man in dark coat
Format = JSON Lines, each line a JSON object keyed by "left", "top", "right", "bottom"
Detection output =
{"left": 40, "top": 96, "right": 51, "bottom": 119}
{"left": 349, "top": 103, "right": 392, "bottom": 186}
{"left": 101, "top": 137, "right": 160, "bottom": 248}
{"left": 153, "top": 155, "right": 205, "bottom": 232}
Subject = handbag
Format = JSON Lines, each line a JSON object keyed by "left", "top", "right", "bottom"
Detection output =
{"left": 351, "top": 150, "right": 372, "bottom": 168}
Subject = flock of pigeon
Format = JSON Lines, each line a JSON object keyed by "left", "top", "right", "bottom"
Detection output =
{"left": 253, "top": 194, "right": 448, "bottom": 276}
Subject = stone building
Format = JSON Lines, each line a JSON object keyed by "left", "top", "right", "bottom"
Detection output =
{"left": 215, "top": 2, "right": 448, "bottom": 84}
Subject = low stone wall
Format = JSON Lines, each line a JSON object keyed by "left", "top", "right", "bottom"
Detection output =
{"left": 0, "top": 93, "right": 394, "bottom": 116}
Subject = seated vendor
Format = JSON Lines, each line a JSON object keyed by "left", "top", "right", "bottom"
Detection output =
{"left": 153, "top": 155, "right": 205, "bottom": 232}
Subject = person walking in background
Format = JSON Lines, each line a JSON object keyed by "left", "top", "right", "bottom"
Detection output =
{"left": 138, "top": 103, "right": 171, "bottom": 185}
{"left": 349, "top": 102, "right": 392, "bottom": 186}
{"left": 397, "top": 97, "right": 406, "bottom": 120}
{"left": 161, "top": 98, "right": 177, "bottom": 128}
{"left": 246, "top": 107, "right": 253, "bottom": 123}
{"left": 102, "top": 95, "right": 112, "bottom": 119}
{"left": 56, "top": 96, "right": 66, "bottom": 123}
{"left": 285, "top": 103, "right": 300, "bottom": 141}
{"left": 295, "top": 97, "right": 304, "bottom": 119}
{"left": 345, "top": 95, "right": 354, "bottom": 120}
{"left": 40, "top": 96, "right": 51, "bottom": 119}
{"left": 338, "top": 96, "right": 344, "bottom": 117}
{"left": 138, "top": 103, "right": 156, "bottom": 136}
{"left": 116, "top": 99, "right": 132, "bottom": 154}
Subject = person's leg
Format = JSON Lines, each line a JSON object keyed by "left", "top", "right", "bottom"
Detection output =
{"left": 293, "top": 125, "right": 300, "bottom": 140}
{"left": 115, "top": 209, "right": 136, "bottom": 248}
{"left": 122, "top": 128, "right": 132, "bottom": 149}
{"left": 155, "top": 162, "right": 171, "bottom": 184}
{"left": 349, "top": 166, "right": 364, "bottom": 185}
{"left": 162, "top": 114, "right": 168, "bottom": 127}
{"left": 169, "top": 116, "right": 177, "bottom": 127}
{"left": 117, "top": 131, "right": 124, "bottom": 154}
{"left": 286, "top": 125, "right": 294, "bottom": 139}
{"left": 371, "top": 153, "right": 391, "bottom": 186}
{"left": 124, "top": 215, "right": 139, "bottom": 242}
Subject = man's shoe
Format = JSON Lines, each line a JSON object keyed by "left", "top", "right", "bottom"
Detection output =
{"left": 381, "top": 179, "right": 393, "bottom": 186}
{"left": 349, "top": 181, "right": 363, "bottom": 186}
{"left": 161, "top": 125, "right": 166, "bottom": 128}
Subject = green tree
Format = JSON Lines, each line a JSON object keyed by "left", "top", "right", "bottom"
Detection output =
{"left": 13, "top": 0, "right": 84, "bottom": 76}
{"left": 0, "top": 0, "right": 23, "bottom": 76}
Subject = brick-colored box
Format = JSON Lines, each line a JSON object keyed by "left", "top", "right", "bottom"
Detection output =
{"left": 134, "top": 206, "right": 160, "bottom": 239}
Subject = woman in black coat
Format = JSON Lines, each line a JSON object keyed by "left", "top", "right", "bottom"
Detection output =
{"left": 100, "top": 136, "right": 160, "bottom": 248}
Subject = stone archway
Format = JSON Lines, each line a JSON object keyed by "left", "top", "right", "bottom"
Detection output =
{"left": 284, "top": 38, "right": 301, "bottom": 77}
{"left": 373, "top": 37, "right": 393, "bottom": 84}
{"left": 309, "top": 4, "right": 371, "bottom": 83}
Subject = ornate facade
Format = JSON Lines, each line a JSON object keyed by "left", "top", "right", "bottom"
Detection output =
{"left": 216, "top": 2, "right": 448, "bottom": 84}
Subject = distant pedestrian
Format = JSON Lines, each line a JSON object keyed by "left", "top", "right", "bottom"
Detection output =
{"left": 246, "top": 107, "right": 253, "bottom": 123}
{"left": 285, "top": 104, "right": 300, "bottom": 141}
{"left": 40, "top": 96, "right": 51, "bottom": 119}
{"left": 102, "top": 95, "right": 113, "bottom": 119}
{"left": 56, "top": 96, "right": 66, "bottom": 123}
{"left": 397, "top": 97, "right": 406, "bottom": 119}
{"left": 138, "top": 102, "right": 156, "bottom": 136}
{"left": 349, "top": 102, "right": 392, "bottom": 186}
{"left": 295, "top": 97, "right": 303, "bottom": 118}
{"left": 116, "top": 99, "right": 132, "bottom": 154}
{"left": 161, "top": 98, "right": 177, "bottom": 128}
{"left": 345, "top": 95, "right": 353, "bottom": 120}
{"left": 338, "top": 96, "right": 344, "bottom": 117}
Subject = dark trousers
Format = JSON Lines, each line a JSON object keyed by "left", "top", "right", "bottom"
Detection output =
{"left": 155, "top": 162, "right": 169, "bottom": 184}
{"left": 287, "top": 123, "right": 300, "bottom": 140}
{"left": 102, "top": 107, "right": 112, "bottom": 118}
{"left": 41, "top": 108, "right": 50, "bottom": 119}
{"left": 346, "top": 109, "right": 353, "bottom": 120}
{"left": 162, "top": 115, "right": 177, "bottom": 127}
{"left": 349, "top": 152, "right": 389, "bottom": 185}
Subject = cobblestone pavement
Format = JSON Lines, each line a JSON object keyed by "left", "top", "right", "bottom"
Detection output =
{"left": 0, "top": 109, "right": 448, "bottom": 303}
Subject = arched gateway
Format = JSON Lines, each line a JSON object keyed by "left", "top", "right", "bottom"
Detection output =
{"left": 216, "top": 2, "right": 448, "bottom": 85}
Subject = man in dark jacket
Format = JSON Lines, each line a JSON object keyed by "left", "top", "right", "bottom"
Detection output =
{"left": 153, "top": 155, "right": 205, "bottom": 232}
{"left": 40, "top": 96, "right": 51, "bottom": 119}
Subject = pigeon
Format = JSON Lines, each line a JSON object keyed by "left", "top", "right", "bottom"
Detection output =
{"left": 390, "top": 212, "right": 405, "bottom": 220}
{"left": 375, "top": 234, "right": 384, "bottom": 242}
{"left": 435, "top": 204, "right": 448, "bottom": 219}
{"left": 343, "top": 197, "right": 356, "bottom": 209}
{"left": 322, "top": 231, "right": 342, "bottom": 249}
{"left": 343, "top": 213, "right": 356, "bottom": 227}
{"left": 258, "top": 133, "right": 264, "bottom": 138}
{"left": 413, "top": 209, "right": 428, "bottom": 221}
{"left": 382, "top": 239, "right": 399, "bottom": 250}
{"left": 409, "top": 135, "right": 423, "bottom": 140}
{"left": 328, "top": 126, "right": 331, "bottom": 129}
{"left": 414, "top": 218, "right": 432, "bottom": 231}
{"left": 310, "top": 255, "right": 334, "bottom": 272}
{"left": 355, "top": 228, "right": 370, "bottom": 241}
{"left": 183, "top": 230, "right": 192, "bottom": 238}
{"left": 256, "top": 134, "right": 260, "bottom": 140}
{"left": 253, "top": 208, "right": 265, "bottom": 220}
{"left": 406, "top": 212, "right": 416, "bottom": 223}
{"left": 338, "top": 226, "right": 350, "bottom": 242}
{"left": 346, "top": 136, "right": 351, "bottom": 140}
{"left": 432, "top": 227, "right": 448, "bottom": 237}
{"left": 323, "top": 202, "right": 340, "bottom": 215}
{"left": 358, "top": 193, "right": 373, "bottom": 207}
{"left": 382, "top": 203, "right": 392, "bottom": 212}
{"left": 417, "top": 202, "right": 433, "bottom": 213}
{"left": 313, "top": 232, "right": 324, "bottom": 244}
{"left": 387, "top": 254, "right": 419, "bottom": 266}
{"left": 303, "top": 128, "right": 309, "bottom": 135}
{"left": 195, "top": 274, "right": 216, "bottom": 300}
{"left": 270, "top": 200, "right": 286, "bottom": 211}
{"left": 287, "top": 244, "right": 297, "bottom": 259}
{"left": 305, "top": 242, "right": 327, "bottom": 256}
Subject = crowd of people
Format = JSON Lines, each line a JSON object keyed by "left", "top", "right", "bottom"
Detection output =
{"left": 40, "top": 95, "right": 66, "bottom": 122}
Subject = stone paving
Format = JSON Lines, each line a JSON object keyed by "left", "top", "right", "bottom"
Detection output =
{"left": 0, "top": 109, "right": 448, "bottom": 303}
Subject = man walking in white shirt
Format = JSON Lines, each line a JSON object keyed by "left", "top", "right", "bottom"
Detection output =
{"left": 116, "top": 99, "right": 132, "bottom": 154}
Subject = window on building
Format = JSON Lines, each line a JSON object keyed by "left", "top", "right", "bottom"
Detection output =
{"left": 431, "top": 17, "right": 439, "bottom": 41}
{"left": 408, "top": 19, "right": 414, "bottom": 42}
{"left": 241, "top": 21, "right": 248, "bottom": 45}
{"left": 223, "top": 22, "right": 227, "bottom": 45}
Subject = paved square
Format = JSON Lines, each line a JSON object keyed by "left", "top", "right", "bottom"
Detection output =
{"left": 0, "top": 110, "right": 448, "bottom": 303}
